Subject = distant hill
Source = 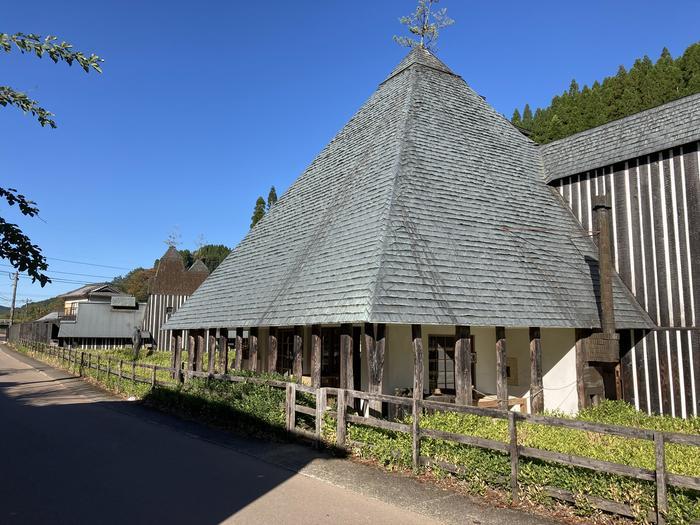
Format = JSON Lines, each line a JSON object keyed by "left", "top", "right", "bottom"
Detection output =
{"left": 512, "top": 42, "right": 700, "bottom": 144}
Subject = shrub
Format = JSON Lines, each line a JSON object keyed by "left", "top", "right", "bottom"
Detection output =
{"left": 343, "top": 401, "right": 700, "bottom": 525}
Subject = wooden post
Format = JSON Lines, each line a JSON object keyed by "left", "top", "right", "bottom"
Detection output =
{"left": 529, "top": 327, "right": 544, "bottom": 414}
{"left": 339, "top": 324, "right": 353, "bottom": 390}
{"left": 196, "top": 333, "right": 205, "bottom": 372}
{"left": 293, "top": 325, "right": 303, "bottom": 381}
{"left": 412, "top": 398, "right": 421, "bottom": 471}
{"left": 268, "top": 327, "right": 278, "bottom": 373}
{"left": 655, "top": 432, "right": 667, "bottom": 525}
{"left": 365, "top": 323, "right": 385, "bottom": 416}
{"left": 311, "top": 325, "right": 322, "bottom": 388}
{"left": 151, "top": 365, "right": 157, "bottom": 388}
{"left": 455, "top": 325, "right": 473, "bottom": 405}
{"left": 285, "top": 382, "right": 296, "bottom": 432}
{"left": 208, "top": 329, "right": 217, "bottom": 374}
{"left": 508, "top": 411, "right": 519, "bottom": 502}
{"left": 79, "top": 351, "right": 85, "bottom": 376}
{"left": 107, "top": 357, "right": 112, "bottom": 379}
{"left": 315, "top": 387, "right": 327, "bottom": 447}
{"left": 187, "top": 332, "right": 196, "bottom": 373}
{"left": 412, "top": 324, "right": 423, "bottom": 400}
{"left": 219, "top": 330, "right": 229, "bottom": 374}
{"left": 118, "top": 360, "right": 123, "bottom": 392}
{"left": 336, "top": 389, "right": 347, "bottom": 448}
{"left": 170, "top": 332, "right": 177, "bottom": 378}
{"left": 96, "top": 354, "right": 101, "bottom": 381}
{"left": 173, "top": 331, "right": 183, "bottom": 381}
{"left": 575, "top": 329, "right": 587, "bottom": 409}
{"left": 496, "top": 326, "right": 508, "bottom": 410}
{"left": 131, "top": 361, "right": 136, "bottom": 382}
{"left": 234, "top": 328, "right": 243, "bottom": 370}
{"left": 248, "top": 328, "right": 258, "bottom": 372}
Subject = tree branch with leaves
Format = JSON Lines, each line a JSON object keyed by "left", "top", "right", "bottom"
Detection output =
{"left": 1, "top": 32, "right": 103, "bottom": 285}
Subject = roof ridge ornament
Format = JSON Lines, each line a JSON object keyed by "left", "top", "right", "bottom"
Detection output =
{"left": 393, "top": 0, "right": 454, "bottom": 51}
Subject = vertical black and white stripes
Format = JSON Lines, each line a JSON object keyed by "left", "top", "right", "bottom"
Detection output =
{"left": 557, "top": 142, "right": 700, "bottom": 418}
{"left": 142, "top": 294, "right": 189, "bottom": 352}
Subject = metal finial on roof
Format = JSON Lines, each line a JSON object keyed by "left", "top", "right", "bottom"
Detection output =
{"left": 393, "top": 0, "right": 454, "bottom": 51}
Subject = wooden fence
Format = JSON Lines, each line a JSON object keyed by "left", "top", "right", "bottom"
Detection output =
{"left": 15, "top": 339, "right": 700, "bottom": 524}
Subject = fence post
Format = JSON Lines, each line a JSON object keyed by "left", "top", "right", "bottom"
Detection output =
{"left": 79, "top": 351, "right": 85, "bottom": 376}
{"left": 107, "top": 357, "right": 112, "bottom": 379}
{"left": 508, "top": 411, "right": 520, "bottom": 502}
{"left": 315, "top": 387, "right": 327, "bottom": 448}
{"left": 118, "top": 360, "right": 124, "bottom": 393}
{"left": 336, "top": 389, "right": 347, "bottom": 448}
{"left": 655, "top": 431, "right": 667, "bottom": 525}
{"left": 412, "top": 399, "right": 421, "bottom": 471}
{"left": 285, "top": 383, "right": 297, "bottom": 433}
{"left": 151, "top": 366, "right": 157, "bottom": 388}
{"left": 97, "top": 355, "right": 101, "bottom": 381}
{"left": 131, "top": 361, "right": 136, "bottom": 382}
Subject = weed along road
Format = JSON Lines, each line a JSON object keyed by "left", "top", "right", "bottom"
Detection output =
{"left": 0, "top": 345, "right": 550, "bottom": 525}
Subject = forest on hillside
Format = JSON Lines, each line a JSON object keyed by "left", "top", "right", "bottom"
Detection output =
{"left": 512, "top": 42, "right": 700, "bottom": 144}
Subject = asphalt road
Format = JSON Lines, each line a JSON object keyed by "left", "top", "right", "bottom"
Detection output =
{"left": 0, "top": 345, "right": 553, "bottom": 525}
{"left": 0, "top": 346, "right": 443, "bottom": 524}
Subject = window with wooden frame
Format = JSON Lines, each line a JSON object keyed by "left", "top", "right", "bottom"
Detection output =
{"left": 277, "top": 329, "right": 295, "bottom": 374}
{"left": 241, "top": 333, "right": 250, "bottom": 360}
{"left": 506, "top": 357, "right": 518, "bottom": 386}
{"left": 428, "top": 335, "right": 476, "bottom": 395}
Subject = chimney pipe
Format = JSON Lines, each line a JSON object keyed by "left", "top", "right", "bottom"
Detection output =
{"left": 592, "top": 195, "right": 616, "bottom": 336}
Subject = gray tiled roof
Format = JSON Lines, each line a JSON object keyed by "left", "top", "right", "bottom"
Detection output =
{"left": 164, "top": 48, "right": 653, "bottom": 331}
{"left": 541, "top": 93, "right": 700, "bottom": 182}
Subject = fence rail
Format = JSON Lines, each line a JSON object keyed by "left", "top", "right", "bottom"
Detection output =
{"left": 14, "top": 339, "right": 700, "bottom": 524}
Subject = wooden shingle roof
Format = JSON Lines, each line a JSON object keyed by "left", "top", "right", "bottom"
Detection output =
{"left": 165, "top": 48, "right": 653, "bottom": 330}
{"left": 541, "top": 92, "right": 700, "bottom": 183}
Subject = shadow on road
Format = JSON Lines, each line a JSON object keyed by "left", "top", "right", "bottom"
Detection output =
{"left": 0, "top": 369, "right": 317, "bottom": 524}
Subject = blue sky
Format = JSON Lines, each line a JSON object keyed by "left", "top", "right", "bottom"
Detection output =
{"left": 3, "top": 0, "right": 700, "bottom": 307}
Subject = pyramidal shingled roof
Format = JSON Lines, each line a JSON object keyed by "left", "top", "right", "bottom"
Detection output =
{"left": 165, "top": 47, "right": 652, "bottom": 330}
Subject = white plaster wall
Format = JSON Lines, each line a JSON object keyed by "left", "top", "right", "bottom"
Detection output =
{"left": 523, "top": 328, "right": 578, "bottom": 414}
{"left": 382, "top": 324, "right": 578, "bottom": 414}
{"left": 384, "top": 324, "right": 500, "bottom": 396}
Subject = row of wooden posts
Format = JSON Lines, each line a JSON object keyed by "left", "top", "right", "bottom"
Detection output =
{"left": 18, "top": 339, "right": 700, "bottom": 525}
{"left": 169, "top": 323, "right": 545, "bottom": 413}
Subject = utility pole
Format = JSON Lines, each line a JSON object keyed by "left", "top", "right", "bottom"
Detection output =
{"left": 9, "top": 271, "right": 18, "bottom": 326}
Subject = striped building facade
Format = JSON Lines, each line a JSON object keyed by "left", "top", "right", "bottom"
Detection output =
{"left": 141, "top": 247, "right": 209, "bottom": 351}
{"left": 142, "top": 294, "right": 189, "bottom": 352}
{"left": 552, "top": 139, "right": 700, "bottom": 418}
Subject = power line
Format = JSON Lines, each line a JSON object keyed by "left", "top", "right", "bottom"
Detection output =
{"left": 0, "top": 263, "right": 114, "bottom": 280}
{"left": 45, "top": 257, "right": 132, "bottom": 271}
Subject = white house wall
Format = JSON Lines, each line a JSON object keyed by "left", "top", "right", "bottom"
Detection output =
{"left": 382, "top": 324, "right": 578, "bottom": 414}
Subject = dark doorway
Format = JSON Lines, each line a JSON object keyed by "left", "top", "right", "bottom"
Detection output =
{"left": 321, "top": 327, "right": 340, "bottom": 387}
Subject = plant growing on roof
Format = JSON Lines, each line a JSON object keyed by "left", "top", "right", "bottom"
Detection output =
{"left": 393, "top": 0, "right": 454, "bottom": 51}
{"left": 1, "top": 32, "right": 103, "bottom": 285}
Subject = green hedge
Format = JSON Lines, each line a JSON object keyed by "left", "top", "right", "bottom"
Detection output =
{"left": 340, "top": 401, "right": 700, "bottom": 524}
{"left": 143, "top": 370, "right": 316, "bottom": 438}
